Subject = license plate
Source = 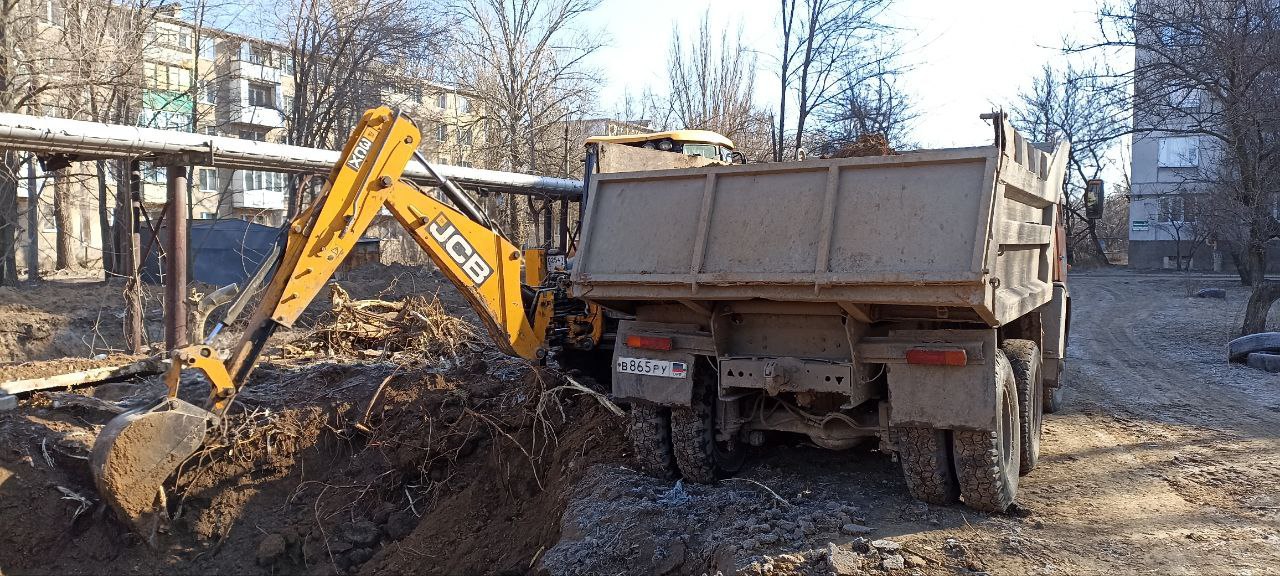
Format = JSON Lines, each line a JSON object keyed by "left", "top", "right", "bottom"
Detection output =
{"left": 616, "top": 357, "right": 688, "bottom": 379}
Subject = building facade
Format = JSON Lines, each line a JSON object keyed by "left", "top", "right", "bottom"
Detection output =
{"left": 14, "top": 3, "right": 486, "bottom": 273}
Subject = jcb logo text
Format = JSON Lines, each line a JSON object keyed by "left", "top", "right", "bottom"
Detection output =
{"left": 429, "top": 213, "right": 493, "bottom": 286}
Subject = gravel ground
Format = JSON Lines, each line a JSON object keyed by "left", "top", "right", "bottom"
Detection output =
{"left": 541, "top": 272, "right": 1280, "bottom": 576}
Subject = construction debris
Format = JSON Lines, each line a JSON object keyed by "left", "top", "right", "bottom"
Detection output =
{"left": 0, "top": 356, "right": 162, "bottom": 395}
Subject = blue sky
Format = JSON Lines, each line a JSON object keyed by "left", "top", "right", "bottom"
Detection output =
{"left": 581, "top": 0, "right": 1127, "bottom": 152}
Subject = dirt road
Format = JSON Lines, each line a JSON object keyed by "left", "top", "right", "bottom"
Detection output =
{"left": 545, "top": 272, "right": 1280, "bottom": 575}
{"left": 3, "top": 270, "right": 1278, "bottom": 575}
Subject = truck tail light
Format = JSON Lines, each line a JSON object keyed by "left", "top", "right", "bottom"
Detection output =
{"left": 626, "top": 335, "right": 673, "bottom": 351}
{"left": 905, "top": 348, "right": 967, "bottom": 366}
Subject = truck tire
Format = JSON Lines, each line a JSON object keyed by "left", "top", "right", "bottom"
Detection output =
{"left": 627, "top": 402, "right": 677, "bottom": 479}
{"left": 952, "top": 350, "right": 1020, "bottom": 513}
{"left": 896, "top": 427, "right": 960, "bottom": 505}
{"left": 670, "top": 375, "right": 744, "bottom": 483}
{"left": 1002, "top": 339, "right": 1042, "bottom": 474}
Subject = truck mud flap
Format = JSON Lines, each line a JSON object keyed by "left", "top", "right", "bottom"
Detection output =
{"left": 878, "top": 330, "right": 999, "bottom": 430}
{"left": 611, "top": 320, "right": 713, "bottom": 406}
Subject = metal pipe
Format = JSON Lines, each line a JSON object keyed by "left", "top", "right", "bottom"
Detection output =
{"left": 165, "top": 166, "right": 188, "bottom": 349}
{"left": 0, "top": 113, "right": 583, "bottom": 199}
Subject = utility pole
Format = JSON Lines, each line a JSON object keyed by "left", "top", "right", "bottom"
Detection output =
{"left": 123, "top": 161, "right": 143, "bottom": 353}
{"left": 25, "top": 155, "right": 38, "bottom": 281}
{"left": 164, "top": 165, "right": 188, "bottom": 349}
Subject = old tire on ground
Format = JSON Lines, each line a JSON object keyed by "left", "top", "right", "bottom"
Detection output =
{"left": 1246, "top": 352, "right": 1280, "bottom": 373}
{"left": 627, "top": 402, "right": 677, "bottom": 479}
{"left": 896, "top": 427, "right": 960, "bottom": 505}
{"left": 1227, "top": 331, "right": 1280, "bottom": 362}
{"left": 670, "top": 372, "right": 744, "bottom": 483}
{"left": 952, "top": 350, "right": 1020, "bottom": 512}
{"left": 1002, "top": 339, "right": 1042, "bottom": 475}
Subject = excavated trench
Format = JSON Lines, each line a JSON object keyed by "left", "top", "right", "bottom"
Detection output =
{"left": 0, "top": 358, "right": 625, "bottom": 575}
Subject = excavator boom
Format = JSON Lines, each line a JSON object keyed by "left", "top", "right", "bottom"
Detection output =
{"left": 91, "top": 107, "right": 566, "bottom": 542}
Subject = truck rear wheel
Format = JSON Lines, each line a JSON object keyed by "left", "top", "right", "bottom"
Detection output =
{"left": 670, "top": 376, "right": 744, "bottom": 483}
{"left": 627, "top": 402, "right": 677, "bottom": 479}
{"left": 952, "top": 350, "right": 1020, "bottom": 512}
{"left": 896, "top": 427, "right": 960, "bottom": 505}
{"left": 1002, "top": 339, "right": 1042, "bottom": 474}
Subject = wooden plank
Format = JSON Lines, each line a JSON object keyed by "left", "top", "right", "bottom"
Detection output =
{"left": 0, "top": 358, "right": 164, "bottom": 395}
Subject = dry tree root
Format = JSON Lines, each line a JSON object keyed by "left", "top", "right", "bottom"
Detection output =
{"left": 285, "top": 284, "right": 479, "bottom": 362}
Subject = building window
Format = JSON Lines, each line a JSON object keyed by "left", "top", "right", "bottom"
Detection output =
{"left": 247, "top": 82, "right": 276, "bottom": 108}
{"left": 242, "top": 170, "right": 285, "bottom": 192}
{"left": 139, "top": 107, "right": 191, "bottom": 130}
{"left": 177, "top": 28, "right": 191, "bottom": 50}
{"left": 1157, "top": 195, "right": 1197, "bottom": 224}
{"left": 460, "top": 160, "right": 473, "bottom": 168}
{"left": 458, "top": 127, "right": 473, "bottom": 146}
{"left": 436, "top": 123, "right": 447, "bottom": 142}
{"left": 199, "top": 81, "right": 216, "bottom": 104}
{"left": 245, "top": 43, "right": 273, "bottom": 66}
{"left": 199, "top": 168, "right": 218, "bottom": 191}
{"left": 144, "top": 62, "right": 191, "bottom": 91}
{"left": 198, "top": 38, "right": 216, "bottom": 60}
{"left": 142, "top": 163, "right": 165, "bottom": 183}
{"left": 1168, "top": 88, "right": 1200, "bottom": 109}
{"left": 1157, "top": 136, "right": 1199, "bottom": 168}
{"left": 198, "top": 211, "right": 217, "bottom": 220}
{"left": 203, "top": 126, "right": 219, "bottom": 136}
{"left": 436, "top": 93, "right": 448, "bottom": 109}
{"left": 456, "top": 96, "right": 469, "bottom": 114}
{"left": 239, "top": 129, "right": 267, "bottom": 142}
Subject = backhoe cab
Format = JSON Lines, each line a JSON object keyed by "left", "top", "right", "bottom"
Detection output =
{"left": 585, "top": 129, "right": 738, "bottom": 163}
{"left": 91, "top": 107, "right": 602, "bottom": 543}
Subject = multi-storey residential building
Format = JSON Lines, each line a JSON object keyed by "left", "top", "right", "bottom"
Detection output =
{"left": 1127, "top": 6, "right": 1280, "bottom": 271}
{"left": 1127, "top": 91, "right": 1216, "bottom": 269}
{"left": 11, "top": 3, "right": 487, "bottom": 272}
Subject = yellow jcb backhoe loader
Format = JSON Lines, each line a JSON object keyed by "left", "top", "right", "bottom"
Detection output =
{"left": 89, "top": 107, "right": 605, "bottom": 543}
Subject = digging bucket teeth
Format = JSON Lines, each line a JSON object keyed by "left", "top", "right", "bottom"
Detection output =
{"left": 90, "top": 397, "right": 215, "bottom": 545}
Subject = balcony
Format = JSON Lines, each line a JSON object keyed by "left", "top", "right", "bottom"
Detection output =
{"left": 227, "top": 105, "right": 285, "bottom": 129}
{"left": 232, "top": 189, "right": 287, "bottom": 210}
{"left": 229, "top": 58, "right": 281, "bottom": 83}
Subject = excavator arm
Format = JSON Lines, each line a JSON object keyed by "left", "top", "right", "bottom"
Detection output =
{"left": 90, "top": 107, "right": 563, "bottom": 543}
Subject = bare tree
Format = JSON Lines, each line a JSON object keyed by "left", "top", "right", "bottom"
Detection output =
{"left": 1084, "top": 0, "right": 1280, "bottom": 334}
{"left": 451, "top": 0, "right": 602, "bottom": 237}
{"left": 812, "top": 58, "right": 914, "bottom": 153}
{"left": 1012, "top": 63, "right": 1123, "bottom": 266}
{"left": 278, "top": 0, "right": 445, "bottom": 212}
{"left": 773, "top": 0, "right": 894, "bottom": 161}
{"left": 647, "top": 12, "right": 771, "bottom": 160}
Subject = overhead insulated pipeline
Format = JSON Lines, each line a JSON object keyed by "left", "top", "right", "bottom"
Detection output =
{"left": 0, "top": 113, "right": 584, "bottom": 199}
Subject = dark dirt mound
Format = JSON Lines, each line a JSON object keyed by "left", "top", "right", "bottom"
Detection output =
{"left": 0, "top": 354, "right": 625, "bottom": 575}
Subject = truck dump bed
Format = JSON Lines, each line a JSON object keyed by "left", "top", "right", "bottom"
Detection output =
{"left": 571, "top": 118, "right": 1068, "bottom": 327}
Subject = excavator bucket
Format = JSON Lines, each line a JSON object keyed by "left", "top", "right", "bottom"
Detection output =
{"left": 90, "top": 397, "right": 214, "bottom": 545}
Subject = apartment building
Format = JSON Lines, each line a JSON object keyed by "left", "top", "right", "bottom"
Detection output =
{"left": 11, "top": 2, "right": 483, "bottom": 272}
{"left": 1127, "top": 90, "right": 1217, "bottom": 269}
{"left": 1127, "top": 7, "right": 1280, "bottom": 271}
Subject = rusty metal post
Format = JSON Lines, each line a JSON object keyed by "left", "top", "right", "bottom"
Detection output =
{"left": 164, "top": 165, "right": 188, "bottom": 349}
{"left": 123, "top": 161, "right": 143, "bottom": 353}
